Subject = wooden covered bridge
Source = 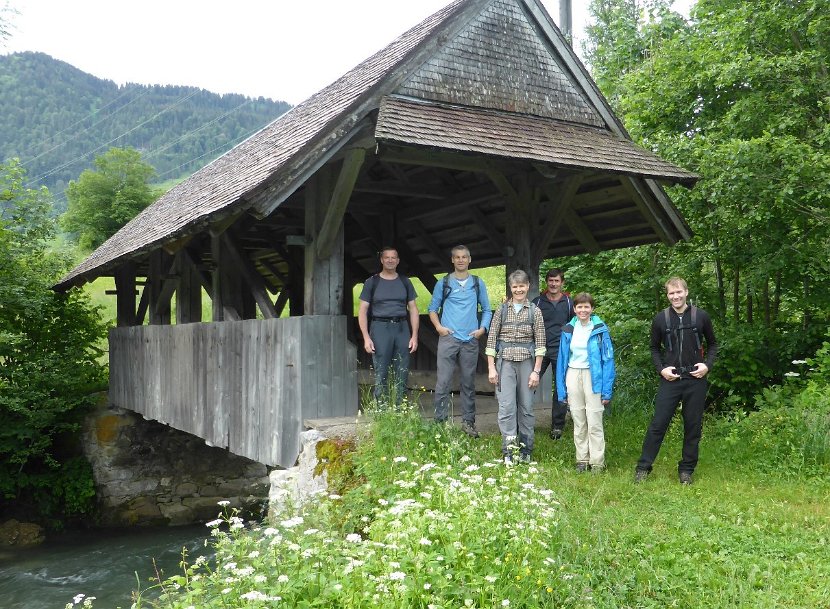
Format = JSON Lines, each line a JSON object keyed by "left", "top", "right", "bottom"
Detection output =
{"left": 55, "top": 0, "right": 697, "bottom": 468}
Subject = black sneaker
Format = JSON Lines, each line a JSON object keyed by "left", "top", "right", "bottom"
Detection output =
{"left": 549, "top": 428, "right": 563, "bottom": 440}
{"left": 575, "top": 462, "right": 588, "bottom": 473}
{"left": 634, "top": 469, "right": 649, "bottom": 484}
{"left": 518, "top": 453, "right": 532, "bottom": 465}
{"left": 679, "top": 471, "right": 693, "bottom": 485}
{"left": 461, "top": 420, "right": 480, "bottom": 438}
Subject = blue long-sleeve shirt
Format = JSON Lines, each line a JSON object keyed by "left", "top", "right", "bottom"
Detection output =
{"left": 428, "top": 275, "right": 492, "bottom": 342}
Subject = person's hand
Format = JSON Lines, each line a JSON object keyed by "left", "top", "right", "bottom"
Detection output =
{"left": 601, "top": 399, "right": 610, "bottom": 406}
{"left": 408, "top": 336, "right": 418, "bottom": 353}
{"left": 661, "top": 366, "right": 680, "bottom": 381}
{"left": 528, "top": 371, "right": 540, "bottom": 389}
{"left": 469, "top": 328, "right": 485, "bottom": 339}
{"left": 488, "top": 369, "right": 498, "bottom": 385}
{"left": 690, "top": 363, "right": 709, "bottom": 378}
{"left": 363, "top": 338, "right": 375, "bottom": 354}
{"left": 437, "top": 326, "right": 453, "bottom": 337}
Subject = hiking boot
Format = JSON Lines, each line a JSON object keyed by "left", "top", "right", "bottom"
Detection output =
{"left": 575, "top": 462, "right": 588, "bottom": 473}
{"left": 518, "top": 453, "right": 532, "bottom": 465}
{"left": 549, "top": 428, "right": 563, "bottom": 440}
{"left": 503, "top": 454, "right": 515, "bottom": 466}
{"left": 679, "top": 471, "right": 693, "bottom": 485}
{"left": 590, "top": 464, "right": 605, "bottom": 474}
{"left": 634, "top": 469, "right": 649, "bottom": 484}
{"left": 461, "top": 420, "right": 480, "bottom": 438}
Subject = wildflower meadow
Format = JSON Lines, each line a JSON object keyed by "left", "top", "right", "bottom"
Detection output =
{"left": 69, "top": 377, "right": 829, "bottom": 609}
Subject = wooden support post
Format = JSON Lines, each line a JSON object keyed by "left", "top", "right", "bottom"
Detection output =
{"left": 176, "top": 251, "right": 202, "bottom": 324}
{"left": 211, "top": 233, "right": 241, "bottom": 321}
{"left": 114, "top": 261, "right": 137, "bottom": 327}
{"left": 148, "top": 250, "right": 173, "bottom": 325}
{"left": 304, "top": 166, "right": 344, "bottom": 315}
{"left": 503, "top": 175, "right": 541, "bottom": 297}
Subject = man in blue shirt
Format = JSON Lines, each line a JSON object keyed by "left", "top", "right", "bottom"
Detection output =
{"left": 428, "top": 245, "right": 492, "bottom": 437}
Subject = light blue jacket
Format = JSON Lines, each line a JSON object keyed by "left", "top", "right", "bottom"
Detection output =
{"left": 556, "top": 314, "right": 616, "bottom": 402}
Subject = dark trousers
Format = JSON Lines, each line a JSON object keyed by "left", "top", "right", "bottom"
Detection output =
{"left": 370, "top": 319, "right": 410, "bottom": 404}
{"left": 539, "top": 354, "right": 567, "bottom": 430}
{"left": 637, "top": 377, "right": 708, "bottom": 473}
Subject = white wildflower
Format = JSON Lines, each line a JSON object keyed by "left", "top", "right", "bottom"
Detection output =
{"left": 217, "top": 500, "right": 231, "bottom": 507}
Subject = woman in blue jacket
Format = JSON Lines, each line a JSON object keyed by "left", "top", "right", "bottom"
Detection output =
{"left": 556, "top": 293, "right": 615, "bottom": 472}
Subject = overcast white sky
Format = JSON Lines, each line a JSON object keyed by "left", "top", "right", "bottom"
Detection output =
{"left": 3, "top": 1, "right": 691, "bottom": 105}
{"left": 1, "top": 1, "right": 693, "bottom": 106}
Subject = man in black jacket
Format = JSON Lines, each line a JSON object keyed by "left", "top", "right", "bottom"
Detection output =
{"left": 531, "top": 268, "right": 574, "bottom": 440}
{"left": 635, "top": 277, "right": 718, "bottom": 485}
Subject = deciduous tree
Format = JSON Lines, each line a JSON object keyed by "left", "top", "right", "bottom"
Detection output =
{"left": 1, "top": 159, "right": 107, "bottom": 526}
{"left": 61, "top": 147, "right": 160, "bottom": 250}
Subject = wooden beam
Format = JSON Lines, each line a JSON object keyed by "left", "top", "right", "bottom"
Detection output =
{"left": 467, "top": 204, "right": 506, "bottom": 252}
{"left": 222, "top": 232, "right": 278, "bottom": 319}
{"left": 380, "top": 144, "right": 491, "bottom": 174}
{"left": 349, "top": 211, "right": 384, "bottom": 252}
{"left": 179, "top": 246, "right": 213, "bottom": 299}
{"left": 135, "top": 282, "right": 150, "bottom": 325}
{"left": 149, "top": 250, "right": 174, "bottom": 325}
{"left": 619, "top": 176, "right": 672, "bottom": 243}
{"left": 161, "top": 234, "right": 193, "bottom": 256}
{"left": 486, "top": 167, "right": 523, "bottom": 212}
{"left": 354, "top": 181, "right": 447, "bottom": 200}
{"left": 395, "top": 221, "right": 438, "bottom": 293}
{"left": 208, "top": 209, "right": 245, "bottom": 238}
{"left": 154, "top": 255, "right": 181, "bottom": 317}
{"left": 258, "top": 257, "right": 288, "bottom": 292}
{"left": 564, "top": 208, "right": 602, "bottom": 254}
{"left": 274, "top": 289, "right": 289, "bottom": 316}
{"left": 408, "top": 219, "right": 448, "bottom": 266}
{"left": 316, "top": 148, "right": 365, "bottom": 259}
{"left": 533, "top": 175, "right": 583, "bottom": 261}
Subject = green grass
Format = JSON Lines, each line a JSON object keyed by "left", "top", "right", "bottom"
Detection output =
{"left": 116, "top": 400, "right": 829, "bottom": 609}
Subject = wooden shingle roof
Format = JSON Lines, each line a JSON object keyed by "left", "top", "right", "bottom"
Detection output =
{"left": 55, "top": 0, "right": 696, "bottom": 291}
{"left": 376, "top": 96, "right": 697, "bottom": 185}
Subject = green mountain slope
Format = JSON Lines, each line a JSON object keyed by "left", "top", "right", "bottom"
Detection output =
{"left": 0, "top": 51, "right": 291, "bottom": 213}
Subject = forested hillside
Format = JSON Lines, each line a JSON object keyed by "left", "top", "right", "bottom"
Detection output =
{"left": 0, "top": 51, "right": 291, "bottom": 213}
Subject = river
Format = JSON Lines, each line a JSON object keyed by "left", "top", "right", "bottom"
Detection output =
{"left": 0, "top": 525, "right": 211, "bottom": 609}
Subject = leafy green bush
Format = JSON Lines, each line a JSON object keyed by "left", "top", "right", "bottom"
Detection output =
{"left": 711, "top": 338, "right": 830, "bottom": 479}
{"left": 708, "top": 323, "right": 826, "bottom": 412}
{"left": 0, "top": 160, "right": 107, "bottom": 527}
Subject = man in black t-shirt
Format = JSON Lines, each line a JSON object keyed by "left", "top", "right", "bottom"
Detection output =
{"left": 357, "top": 247, "right": 419, "bottom": 405}
{"left": 635, "top": 277, "right": 718, "bottom": 485}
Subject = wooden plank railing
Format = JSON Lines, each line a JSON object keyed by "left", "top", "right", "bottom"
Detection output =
{"left": 109, "top": 316, "right": 358, "bottom": 468}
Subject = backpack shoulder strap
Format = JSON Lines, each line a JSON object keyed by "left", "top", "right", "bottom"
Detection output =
{"left": 663, "top": 307, "right": 672, "bottom": 351}
{"left": 368, "top": 274, "right": 380, "bottom": 303}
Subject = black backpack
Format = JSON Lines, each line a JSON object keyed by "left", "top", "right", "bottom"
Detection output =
{"left": 662, "top": 306, "right": 704, "bottom": 356}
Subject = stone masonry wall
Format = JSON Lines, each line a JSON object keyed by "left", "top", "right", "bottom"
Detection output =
{"left": 83, "top": 402, "right": 271, "bottom": 527}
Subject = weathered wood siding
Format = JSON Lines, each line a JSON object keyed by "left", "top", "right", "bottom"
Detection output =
{"left": 109, "top": 316, "right": 358, "bottom": 468}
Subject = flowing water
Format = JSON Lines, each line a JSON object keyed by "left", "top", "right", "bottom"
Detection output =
{"left": 0, "top": 524, "right": 211, "bottom": 609}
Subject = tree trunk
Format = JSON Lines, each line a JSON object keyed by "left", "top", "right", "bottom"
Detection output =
{"left": 733, "top": 267, "right": 740, "bottom": 322}
{"left": 713, "top": 234, "right": 726, "bottom": 317}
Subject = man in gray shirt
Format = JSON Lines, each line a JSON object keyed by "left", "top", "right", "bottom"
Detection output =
{"left": 358, "top": 247, "right": 419, "bottom": 406}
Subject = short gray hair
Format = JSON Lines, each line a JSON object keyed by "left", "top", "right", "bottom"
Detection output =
{"left": 508, "top": 269, "right": 530, "bottom": 286}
